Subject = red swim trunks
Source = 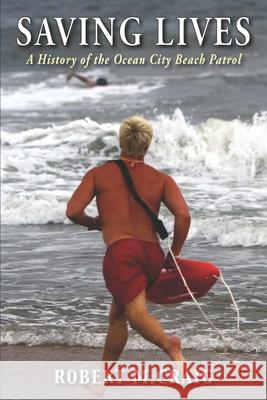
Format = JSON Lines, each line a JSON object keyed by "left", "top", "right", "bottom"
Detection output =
{"left": 103, "top": 238, "right": 165, "bottom": 309}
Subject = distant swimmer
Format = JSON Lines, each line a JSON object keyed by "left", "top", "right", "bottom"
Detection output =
{"left": 66, "top": 72, "right": 109, "bottom": 88}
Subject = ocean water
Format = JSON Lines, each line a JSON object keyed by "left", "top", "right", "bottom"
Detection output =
{"left": 1, "top": 0, "right": 267, "bottom": 355}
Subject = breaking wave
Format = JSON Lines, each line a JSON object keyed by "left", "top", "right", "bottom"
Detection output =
{"left": 2, "top": 109, "right": 267, "bottom": 240}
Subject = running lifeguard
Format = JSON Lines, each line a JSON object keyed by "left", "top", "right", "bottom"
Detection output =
{"left": 66, "top": 116, "right": 191, "bottom": 361}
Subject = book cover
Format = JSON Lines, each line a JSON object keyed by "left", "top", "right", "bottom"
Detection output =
{"left": 1, "top": 0, "right": 266, "bottom": 399}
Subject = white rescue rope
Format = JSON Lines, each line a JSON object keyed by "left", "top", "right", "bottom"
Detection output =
{"left": 214, "top": 272, "right": 240, "bottom": 336}
{"left": 167, "top": 237, "right": 240, "bottom": 349}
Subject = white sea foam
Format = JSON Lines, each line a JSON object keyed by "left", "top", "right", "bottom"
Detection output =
{"left": 1, "top": 110, "right": 267, "bottom": 238}
{"left": 189, "top": 217, "right": 267, "bottom": 247}
{"left": 1, "top": 329, "right": 266, "bottom": 353}
{"left": 151, "top": 108, "right": 267, "bottom": 179}
{"left": 2, "top": 73, "right": 162, "bottom": 110}
{"left": 2, "top": 192, "right": 70, "bottom": 225}
{"left": 2, "top": 110, "right": 267, "bottom": 177}
{"left": 2, "top": 194, "right": 266, "bottom": 246}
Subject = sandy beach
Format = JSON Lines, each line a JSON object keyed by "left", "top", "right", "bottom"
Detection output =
{"left": 1, "top": 345, "right": 266, "bottom": 362}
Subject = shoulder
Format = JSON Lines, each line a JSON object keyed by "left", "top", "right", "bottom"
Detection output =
{"left": 86, "top": 162, "right": 117, "bottom": 180}
{"left": 81, "top": 166, "right": 99, "bottom": 182}
{"left": 144, "top": 163, "right": 165, "bottom": 176}
{"left": 144, "top": 163, "right": 173, "bottom": 183}
{"left": 84, "top": 162, "right": 111, "bottom": 175}
{"left": 94, "top": 161, "right": 117, "bottom": 174}
{"left": 84, "top": 166, "right": 98, "bottom": 176}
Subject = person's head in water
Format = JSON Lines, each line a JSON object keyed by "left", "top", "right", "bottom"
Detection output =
{"left": 96, "top": 77, "right": 108, "bottom": 86}
{"left": 119, "top": 116, "right": 153, "bottom": 157}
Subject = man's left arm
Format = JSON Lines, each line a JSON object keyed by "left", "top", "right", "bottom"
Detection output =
{"left": 66, "top": 168, "right": 101, "bottom": 230}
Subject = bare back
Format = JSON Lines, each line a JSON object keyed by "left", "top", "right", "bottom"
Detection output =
{"left": 94, "top": 161, "right": 165, "bottom": 245}
{"left": 67, "top": 158, "right": 190, "bottom": 252}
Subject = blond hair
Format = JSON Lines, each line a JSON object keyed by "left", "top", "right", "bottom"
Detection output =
{"left": 119, "top": 116, "right": 153, "bottom": 157}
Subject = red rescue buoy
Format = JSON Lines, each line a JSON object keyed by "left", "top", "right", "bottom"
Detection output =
{"left": 147, "top": 258, "right": 220, "bottom": 304}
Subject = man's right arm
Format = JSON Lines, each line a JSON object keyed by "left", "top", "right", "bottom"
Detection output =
{"left": 162, "top": 175, "right": 191, "bottom": 257}
{"left": 66, "top": 168, "right": 101, "bottom": 230}
{"left": 67, "top": 73, "right": 95, "bottom": 88}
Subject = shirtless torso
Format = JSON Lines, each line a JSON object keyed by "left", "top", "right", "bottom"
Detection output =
{"left": 66, "top": 157, "right": 190, "bottom": 252}
{"left": 66, "top": 154, "right": 190, "bottom": 361}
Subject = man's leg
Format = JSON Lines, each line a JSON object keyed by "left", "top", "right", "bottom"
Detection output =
{"left": 102, "top": 300, "right": 128, "bottom": 361}
{"left": 125, "top": 289, "right": 184, "bottom": 361}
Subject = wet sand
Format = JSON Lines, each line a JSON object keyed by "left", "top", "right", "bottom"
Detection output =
{"left": 1, "top": 345, "right": 266, "bottom": 361}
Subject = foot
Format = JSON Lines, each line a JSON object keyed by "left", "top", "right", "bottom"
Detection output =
{"left": 166, "top": 336, "right": 185, "bottom": 361}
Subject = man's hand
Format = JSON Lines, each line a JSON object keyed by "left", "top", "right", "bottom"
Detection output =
{"left": 87, "top": 216, "right": 102, "bottom": 231}
{"left": 164, "top": 251, "right": 180, "bottom": 270}
{"left": 162, "top": 176, "right": 191, "bottom": 256}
